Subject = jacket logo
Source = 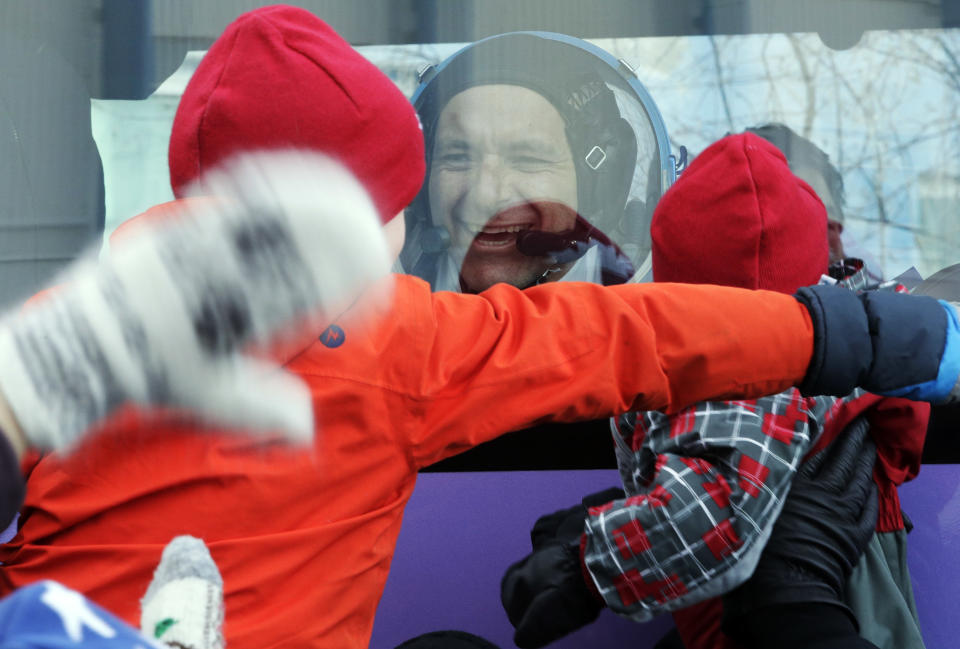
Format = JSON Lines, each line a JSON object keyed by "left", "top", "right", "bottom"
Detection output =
{"left": 319, "top": 325, "right": 345, "bottom": 348}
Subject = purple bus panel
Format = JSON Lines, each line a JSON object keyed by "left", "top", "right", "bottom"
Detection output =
{"left": 373, "top": 465, "right": 960, "bottom": 649}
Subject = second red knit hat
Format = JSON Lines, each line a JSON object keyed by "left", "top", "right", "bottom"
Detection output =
{"left": 651, "top": 133, "right": 828, "bottom": 294}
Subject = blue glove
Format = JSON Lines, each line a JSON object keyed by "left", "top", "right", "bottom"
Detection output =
{"left": 796, "top": 285, "right": 960, "bottom": 402}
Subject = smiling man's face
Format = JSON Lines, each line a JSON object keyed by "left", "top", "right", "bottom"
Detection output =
{"left": 428, "top": 84, "right": 579, "bottom": 293}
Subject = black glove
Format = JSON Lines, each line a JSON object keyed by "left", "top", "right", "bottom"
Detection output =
{"left": 529, "top": 487, "right": 626, "bottom": 549}
{"left": 502, "top": 488, "right": 623, "bottom": 648}
{"left": 728, "top": 602, "right": 881, "bottom": 649}
{"left": 723, "top": 416, "right": 878, "bottom": 637}
{"left": 501, "top": 540, "right": 600, "bottom": 649}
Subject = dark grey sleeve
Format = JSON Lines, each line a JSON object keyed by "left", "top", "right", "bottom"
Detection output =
{"left": 0, "top": 425, "right": 24, "bottom": 530}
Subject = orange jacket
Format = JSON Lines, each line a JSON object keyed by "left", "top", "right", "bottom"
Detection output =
{"left": 0, "top": 274, "right": 814, "bottom": 649}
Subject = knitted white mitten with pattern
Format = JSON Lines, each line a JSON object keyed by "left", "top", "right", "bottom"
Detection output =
{"left": 0, "top": 150, "right": 391, "bottom": 450}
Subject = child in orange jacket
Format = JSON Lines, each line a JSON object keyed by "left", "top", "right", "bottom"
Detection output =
{"left": 3, "top": 7, "right": 959, "bottom": 649}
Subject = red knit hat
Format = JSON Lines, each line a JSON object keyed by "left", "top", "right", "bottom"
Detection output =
{"left": 168, "top": 4, "right": 424, "bottom": 224}
{"left": 651, "top": 133, "right": 828, "bottom": 294}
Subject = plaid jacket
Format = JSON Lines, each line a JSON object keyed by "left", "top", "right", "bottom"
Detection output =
{"left": 582, "top": 262, "right": 929, "bottom": 621}
{"left": 584, "top": 388, "right": 860, "bottom": 619}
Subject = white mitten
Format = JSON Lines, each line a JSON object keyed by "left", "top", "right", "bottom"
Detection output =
{"left": 141, "top": 536, "right": 224, "bottom": 649}
{"left": 0, "top": 149, "right": 391, "bottom": 449}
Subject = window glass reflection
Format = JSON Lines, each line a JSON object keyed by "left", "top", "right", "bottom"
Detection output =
{"left": 93, "top": 29, "right": 960, "bottom": 291}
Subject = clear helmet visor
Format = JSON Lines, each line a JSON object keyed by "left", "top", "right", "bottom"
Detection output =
{"left": 401, "top": 31, "right": 674, "bottom": 293}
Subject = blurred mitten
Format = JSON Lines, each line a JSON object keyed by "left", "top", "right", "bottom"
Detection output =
{"left": 0, "top": 150, "right": 392, "bottom": 449}
{"left": 502, "top": 488, "right": 622, "bottom": 648}
{"left": 723, "top": 416, "right": 878, "bottom": 640}
{"left": 141, "top": 536, "right": 224, "bottom": 649}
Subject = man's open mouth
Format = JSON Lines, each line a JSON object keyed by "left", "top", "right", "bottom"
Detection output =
{"left": 458, "top": 204, "right": 544, "bottom": 250}
{"left": 470, "top": 223, "right": 534, "bottom": 248}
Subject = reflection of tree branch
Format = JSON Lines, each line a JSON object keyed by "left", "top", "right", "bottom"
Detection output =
{"left": 875, "top": 174, "right": 888, "bottom": 228}
{"left": 910, "top": 35, "right": 960, "bottom": 93}
{"left": 829, "top": 54, "right": 844, "bottom": 171}
{"left": 647, "top": 31, "right": 960, "bottom": 273}
{"left": 844, "top": 214, "right": 921, "bottom": 231}
{"left": 864, "top": 34, "right": 960, "bottom": 92}
{"left": 858, "top": 43, "right": 950, "bottom": 81}
{"left": 709, "top": 35, "right": 734, "bottom": 131}
{"left": 787, "top": 34, "right": 816, "bottom": 137}
{"left": 759, "top": 37, "right": 781, "bottom": 116}
{"left": 860, "top": 34, "right": 960, "bottom": 99}
{"left": 649, "top": 37, "right": 682, "bottom": 72}
{"left": 829, "top": 71, "right": 874, "bottom": 168}
{"left": 840, "top": 122, "right": 960, "bottom": 171}
{"left": 937, "top": 35, "right": 960, "bottom": 96}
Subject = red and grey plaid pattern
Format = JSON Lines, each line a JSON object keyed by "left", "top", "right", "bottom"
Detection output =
{"left": 582, "top": 261, "right": 890, "bottom": 620}
{"left": 583, "top": 388, "right": 873, "bottom": 620}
